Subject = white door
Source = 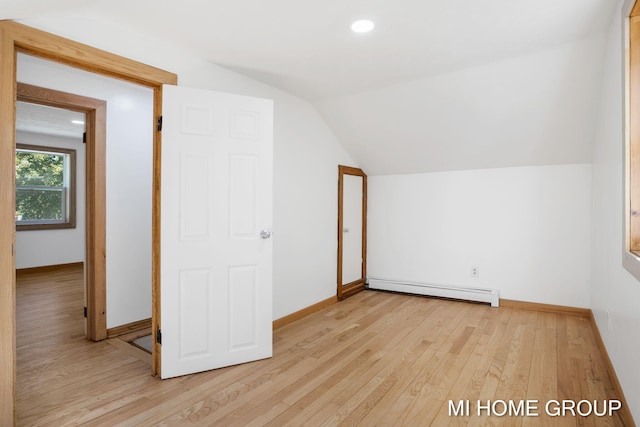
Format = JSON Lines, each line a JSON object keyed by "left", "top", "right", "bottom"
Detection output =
{"left": 160, "top": 85, "right": 273, "bottom": 379}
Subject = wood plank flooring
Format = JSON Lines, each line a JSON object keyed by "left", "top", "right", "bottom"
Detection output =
{"left": 16, "top": 265, "right": 627, "bottom": 426}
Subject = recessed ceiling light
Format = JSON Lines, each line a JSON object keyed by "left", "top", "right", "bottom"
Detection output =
{"left": 351, "top": 19, "right": 375, "bottom": 33}
{"left": 71, "top": 120, "right": 85, "bottom": 125}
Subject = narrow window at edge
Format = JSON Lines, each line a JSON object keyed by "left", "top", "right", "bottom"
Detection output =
{"left": 629, "top": 2, "right": 640, "bottom": 255}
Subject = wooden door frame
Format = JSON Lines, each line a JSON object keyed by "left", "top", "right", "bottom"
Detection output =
{"left": 0, "top": 20, "right": 177, "bottom": 425}
{"left": 337, "top": 165, "right": 367, "bottom": 300}
{"left": 17, "top": 82, "right": 107, "bottom": 342}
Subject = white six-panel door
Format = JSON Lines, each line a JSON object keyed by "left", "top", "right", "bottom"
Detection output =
{"left": 160, "top": 84, "right": 273, "bottom": 379}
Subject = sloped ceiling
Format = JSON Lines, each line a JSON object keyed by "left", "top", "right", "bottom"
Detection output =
{"left": 314, "top": 35, "right": 607, "bottom": 174}
{"left": 2, "top": 0, "right": 618, "bottom": 174}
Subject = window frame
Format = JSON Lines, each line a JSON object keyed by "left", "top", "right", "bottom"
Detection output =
{"left": 15, "top": 143, "right": 76, "bottom": 231}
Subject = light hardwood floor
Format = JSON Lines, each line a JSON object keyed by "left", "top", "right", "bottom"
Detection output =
{"left": 17, "top": 264, "right": 627, "bottom": 426}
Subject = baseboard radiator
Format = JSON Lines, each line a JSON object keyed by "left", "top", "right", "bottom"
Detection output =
{"left": 367, "top": 277, "right": 500, "bottom": 307}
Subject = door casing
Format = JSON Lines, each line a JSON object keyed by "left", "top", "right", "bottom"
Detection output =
{"left": 0, "top": 20, "right": 177, "bottom": 425}
{"left": 17, "top": 82, "right": 107, "bottom": 341}
{"left": 337, "top": 165, "right": 367, "bottom": 300}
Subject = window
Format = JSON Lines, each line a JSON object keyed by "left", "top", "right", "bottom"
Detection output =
{"left": 15, "top": 143, "right": 76, "bottom": 230}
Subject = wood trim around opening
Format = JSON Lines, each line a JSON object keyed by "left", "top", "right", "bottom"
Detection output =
{"left": 629, "top": 15, "right": 640, "bottom": 251}
{"left": 151, "top": 85, "right": 165, "bottom": 379}
{"left": 632, "top": 0, "right": 640, "bottom": 18}
{"left": 1, "top": 20, "right": 178, "bottom": 425}
{"left": 17, "top": 83, "right": 107, "bottom": 343}
{"left": 337, "top": 165, "right": 367, "bottom": 300}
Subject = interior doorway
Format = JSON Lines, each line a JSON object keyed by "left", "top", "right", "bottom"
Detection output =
{"left": 337, "top": 165, "right": 367, "bottom": 300}
{"left": 0, "top": 20, "right": 177, "bottom": 423}
{"left": 16, "top": 82, "right": 107, "bottom": 341}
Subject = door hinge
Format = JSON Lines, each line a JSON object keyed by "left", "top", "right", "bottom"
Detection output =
{"left": 156, "top": 329, "right": 162, "bottom": 345}
{"left": 82, "top": 132, "right": 87, "bottom": 144}
{"left": 83, "top": 307, "right": 87, "bottom": 318}
{"left": 157, "top": 115, "right": 163, "bottom": 132}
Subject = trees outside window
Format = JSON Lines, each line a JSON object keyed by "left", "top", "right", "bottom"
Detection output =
{"left": 16, "top": 143, "right": 76, "bottom": 230}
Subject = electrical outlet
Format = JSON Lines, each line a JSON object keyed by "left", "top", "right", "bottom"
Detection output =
{"left": 606, "top": 310, "right": 613, "bottom": 331}
{"left": 471, "top": 266, "right": 479, "bottom": 277}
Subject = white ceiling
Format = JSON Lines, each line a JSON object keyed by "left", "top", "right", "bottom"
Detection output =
{"left": 16, "top": 101, "right": 85, "bottom": 138}
{"left": 2, "top": 0, "right": 616, "bottom": 101}
{"left": 2, "top": 0, "right": 620, "bottom": 174}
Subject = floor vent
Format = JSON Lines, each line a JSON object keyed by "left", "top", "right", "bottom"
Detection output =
{"left": 367, "top": 277, "right": 499, "bottom": 307}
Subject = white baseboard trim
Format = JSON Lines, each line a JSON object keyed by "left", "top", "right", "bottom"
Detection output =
{"left": 367, "top": 277, "right": 499, "bottom": 307}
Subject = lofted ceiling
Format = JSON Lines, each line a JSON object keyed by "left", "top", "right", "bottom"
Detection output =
{"left": 2, "top": 0, "right": 619, "bottom": 174}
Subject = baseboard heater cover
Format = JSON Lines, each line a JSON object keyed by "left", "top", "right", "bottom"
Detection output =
{"left": 367, "top": 277, "right": 499, "bottom": 307}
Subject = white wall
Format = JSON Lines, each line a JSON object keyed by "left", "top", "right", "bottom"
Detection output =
{"left": 19, "top": 17, "right": 357, "bottom": 321}
{"left": 591, "top": 0, "right": 640, "bottom": 420}
{"left": 18, "top": 54, "right": 155, "bottom": 328}
{"left": 368, "top": 164, "right": 592, "bottom": 307}
{"left": 15, "top": 130, "right": 85, "bottom": 269}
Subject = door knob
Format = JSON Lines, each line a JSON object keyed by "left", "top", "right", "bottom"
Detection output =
{"left": 260, "top": 229, "right": 272, "bottom": 239}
